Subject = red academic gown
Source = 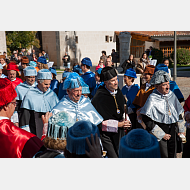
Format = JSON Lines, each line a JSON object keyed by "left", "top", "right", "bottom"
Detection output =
{"left": 11, "top": 78, "right": 23, "bottom": 89}
{"left": 0, "top": 119, "right": 44, "bottom": 158}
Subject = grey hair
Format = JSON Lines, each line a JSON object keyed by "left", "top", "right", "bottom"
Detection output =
{"left": 38, "top": 79, "right": 44, "bottom": 84}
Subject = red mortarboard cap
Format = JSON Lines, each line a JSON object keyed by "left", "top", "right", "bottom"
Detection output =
{"left": 7, "top": 62, "right": 19, "bottom": 71}
{"left": 0, "top": 78, "right": 17, "bottom": 107}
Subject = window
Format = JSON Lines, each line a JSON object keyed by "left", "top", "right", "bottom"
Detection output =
{"left": 105, "top": 36, "right": 109, "bottom": 42}
{"left": 75, "top": 36, "right": 78, "bottom": 43}
{"left": 110, "top": 36, "right": 113, "bottom": 42}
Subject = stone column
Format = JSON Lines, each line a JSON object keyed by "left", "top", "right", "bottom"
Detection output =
{"left": 118, "top": 32, "right": 131, "bottom": 66}
{"left": 0, "top": 31, "right": 7, "bottom": 54}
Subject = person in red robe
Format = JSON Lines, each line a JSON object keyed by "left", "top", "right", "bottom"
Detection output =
{"left": 0, "top": 78, "right": 44, "bottom": 158}
{"left": 7, "top": 62, "right": 23, "bottom": 89}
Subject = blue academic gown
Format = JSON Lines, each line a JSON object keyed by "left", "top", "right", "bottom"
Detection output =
{"left": 58, "top": 82, "right": 67, "bottom": 100}
{"left": 15, "top": 81, "right": 38, "bottom": 119}
{"left": 19, "top": 87, "right": 59, "bottom": 138}
{"left": 16, "top": 81, "right": 38, "bottom": 101}
{"left": 121, "top": 84, "right": 140, "bottom": 111}
{"left": 50, "top": 79, "right": 59, "bottom": 95}
{"left": 169, "top": 81, "right": 184, "bottom": 103}
{"left": 51, "top": 95, "right": 103, "bottom": 126}
{"left": 91, "top": 82, "right": 104, "bottom": 98}
{"left": 81, "top": 71, "right": 96, "bottom": 97}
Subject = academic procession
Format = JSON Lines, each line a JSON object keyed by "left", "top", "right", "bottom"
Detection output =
{"left": 0, "top": 40, "right": 190, "bottom": 159}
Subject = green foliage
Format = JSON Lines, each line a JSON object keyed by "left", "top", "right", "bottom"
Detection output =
{"left": 6, "top": 31, "right": 40, "bottom": 56}
{"left": 152, "top": 48, "right": 163, "bottom": 65}
{"left": 170, "top": 48, "right": 190, "bottom": 65}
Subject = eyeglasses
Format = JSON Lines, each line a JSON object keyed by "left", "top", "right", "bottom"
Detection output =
{"left": 10, "top": 101, "right": 17, "bottom": 106}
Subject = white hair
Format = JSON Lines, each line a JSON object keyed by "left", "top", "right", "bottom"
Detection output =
{"left": 38, "top": 79, "right": 44, "bottom": 84}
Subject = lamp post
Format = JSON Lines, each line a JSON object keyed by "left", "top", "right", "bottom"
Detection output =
{"left": 173, "top": 31, "right": 177, "bottom": 81}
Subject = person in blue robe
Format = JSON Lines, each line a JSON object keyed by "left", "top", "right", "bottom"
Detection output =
{"left": 51, "top": 72, "right": 103, "bottom": 126}
{"left": 73, "top": 64, "right": 82, "bottom": 75}
{"left": 91, "top": 68, "right": 104, "bottom": 98}
{"left": 19, "top": 69, "right": 59, "bottom": 139}
{"left": 15, "top": 66, "right": 38, "bottom": 120}
{"left": 81, "top": 57, "right": 96, "bottom": 99}
{"left": 49, "top": 67, "right": 59, "bottom": 95}
{"left": 58, "top": 70, "right": 71, "bottom": 100}
{"left": 121, "top": 68, "right": 140, "bottom": 129}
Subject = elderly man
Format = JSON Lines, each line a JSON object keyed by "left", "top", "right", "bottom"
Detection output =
{"left": 140, "top": 70, "right": 185, "bottom": 158}
{"left": 0, "top": 78, "right": 45, "bottom": 158}
{"left": 7, "top": 62, "right": 23, "bottom": 89}
{"left": 91, "top": 67, "right": 131, "bottom": 158}
{"left": 81, "top": 57, "right": 96, "bottom": 98}
{"left": 51, "top": 72, "right": 103, "bottom": 125}
{"left": 19, "top": 69, "right": 59, "bottom": 138}
{"left": 15, "top": 66, "right": 38, "bottom": 118}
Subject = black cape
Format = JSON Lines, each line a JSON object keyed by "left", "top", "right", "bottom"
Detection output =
{"left": 91, "top": 85, "right": 126, "bottom": 158}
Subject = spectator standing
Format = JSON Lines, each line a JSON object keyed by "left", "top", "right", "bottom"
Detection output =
{"left": 120, "top": 54, "right": 136, "bottom": 73}
{"left": 32, "top": 53, "right": 37, "bottom": 62}
{"left": 26, "top": 51, "right": 33, "bottom": 62}
{"left": 42, "top": 50, "right": 49, "bottom": 62}
{"left": 95, "top": 59, "right": 105, "bottom": 71}
{"left": 100, "top": 51, "right": 107, "bottom": 65}
{"left": 111, "top": 49, "right": 119, "bottom": 68}
{"left": 62, "top": 52, "right": 70, "bottom": 68}
{"left": 136, "top": 53, "right": 150, "bottom": 75}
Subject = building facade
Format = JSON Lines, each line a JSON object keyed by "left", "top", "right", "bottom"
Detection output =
{"left": 40, "top": 31, "right": 117, "bottom": 68}
{"left": 0, "top": 31, "right": 7, "bottom": 55}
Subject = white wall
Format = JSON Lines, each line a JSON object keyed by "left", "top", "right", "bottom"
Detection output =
{"left": 0, "top": 31, "right": 7, "bottom": 55}
{"left": 75, "top": 31, "right": 116, "bottom": 66}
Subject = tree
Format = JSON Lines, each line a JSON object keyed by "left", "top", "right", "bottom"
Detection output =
{"left": 6, "top": 31, "right": 40, "bottom": 55}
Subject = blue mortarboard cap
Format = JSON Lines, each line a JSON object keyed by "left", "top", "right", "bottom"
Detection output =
{"left": 63, "top": 72, "right": 85, "bottom": 89}
{"left": 119, "top": 129, "right": 161, "bottom": 158}
{"left": 154, "top": 63, "right": 169, "bottom": 73}
{"left": 29, "top": 61, "right": 37, "bottom": 67}
{"left": 47, "top": 111, "right": 75, "bottom": 140}
{"left": 49, "top": 67, "right": 57, "bottom": 76}
{"left": 62, "top": 71, "right": 71, "bottom": 78}
{"left": 66, "top": 120, "right": 100, "bottom": 155}
{"left": 73, "top": 65, "right": 83, "bottom": 74}
{"left": 82, "top": 82, "right": 90, "bottom": 94}
{"left": 37, "top": 56, "right": 47, "bottom": 64}
{"left": 37, "top": 69, "right": 52, "bottom": 80}
{"left": 124, "top": 68, "right": 137, "bottom": 78}
{"left": 81, "top": 57, "right": 92, "bottom": 67}
{"left": 23, "top": 66, "right": 37, "bottom": 76}
{"left": 96, "top": 68, "right": 102, "bottom": 75}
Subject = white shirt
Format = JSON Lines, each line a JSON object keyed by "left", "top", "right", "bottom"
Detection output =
{"left": 0, "top": 116, "right": 9, "bottom": 120}
{"left": 145, "top": 83, "right": 151, "bottom": 91}
{"left": 105, "top": 86, "right": 117, "bottom": 96}
{"left": 125, "top": 82, "right": 135, "bottom": 91}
